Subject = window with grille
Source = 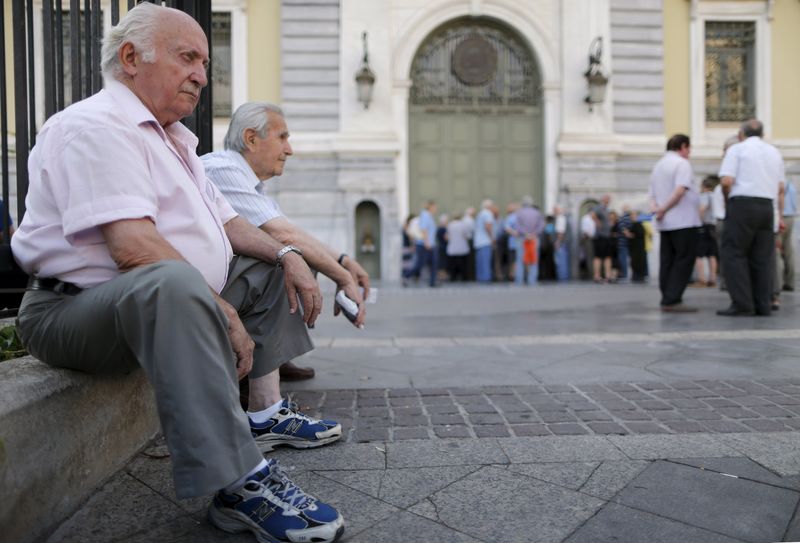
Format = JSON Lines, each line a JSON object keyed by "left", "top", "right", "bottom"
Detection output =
{"left": 60, "top": 11, "right": 103, "bottom": 107}
{"left": 705, "top": 21, "right": 755, "bottom": 123}
{"left": 211, "top": 12, "right": 232, "bottom": 117}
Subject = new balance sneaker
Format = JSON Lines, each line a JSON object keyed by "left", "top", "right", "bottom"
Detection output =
{"left": 209, "top": 459, "right": 345, "bottom": 543}
{"left": 250, "top": 398, "right": 342, "bottom": 451}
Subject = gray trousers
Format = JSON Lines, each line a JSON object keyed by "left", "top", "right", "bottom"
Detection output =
{"left": 16, "top": 257, "right": 313, "bottom": 498}
{"left": 780, "top": 216, "right": 795, "bottom": 289}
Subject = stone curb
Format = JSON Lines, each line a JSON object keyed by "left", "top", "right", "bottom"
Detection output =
{"left": 0, "top": 356, "right": 159, "bottom": 543}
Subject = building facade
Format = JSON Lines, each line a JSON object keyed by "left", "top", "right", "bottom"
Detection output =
{"left": 6, "top": 0, "right": 800, "bottom": 281}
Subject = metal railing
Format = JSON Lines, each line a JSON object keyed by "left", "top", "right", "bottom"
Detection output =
{"left": 1, "top": 0, "right": 213, "bottom": 316}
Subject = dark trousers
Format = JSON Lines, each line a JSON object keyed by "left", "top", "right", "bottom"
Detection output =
{"left": 406, "top": 244, "right": 438, "bottom": 286}
{"left": 448, "top": 254, "right": 468, "bottom": 281}
{"left": 659, "top": 227, "right": 698, "bottom": 306}
{"left": 722, "top": 197, "right": 775, "bottom": 314}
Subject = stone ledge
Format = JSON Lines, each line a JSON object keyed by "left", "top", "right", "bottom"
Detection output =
{"left": 0, "top": 356, "right": 159, "bottom": 543}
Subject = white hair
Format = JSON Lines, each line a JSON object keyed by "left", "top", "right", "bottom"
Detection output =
{"left": 481, "top": 199, "right": 494, "bottom": 209}
{"left": 101, "top": 2, "right": 163, "bottom": 79}
{"left": 224, "top": 102, "right": 285, "bottom": 153}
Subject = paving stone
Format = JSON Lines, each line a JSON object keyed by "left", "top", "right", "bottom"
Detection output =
{"left": 635, "top": 400, "right": 673, "bottom": 411}
{"left": 611, "top": 410, "right": 653, "bottom": 421}
{"left": 785, "top": 506, "right": 800, "bottom": 543}
{"left": 389, "top": 397, "right": 421, "bottom": 407}
{"left": 418, "top": 388, "right": 450, "bottom": 396}
{"left": 504, "top": 411, "right": 540, "bottom": 424}
{"left": 388, "top": 388, "right": 418, "bottom": 397}
{"left": 358, "top": 397, "right": 388, "bottom": 407}
{"left": 393, "top": 427, "right": 430, "bottom": 440}
{"left": 563, "top": 401, "right": 599, "bottom": 412}
{"left": 544, "top": 385, "right": 574, "bottom": 393}
{"left": 615, "top": 460, "right": 799, "bottom": 542}
{"left": 531, "top": 402, "right": 569, "bottom": 412}
{"left": 392, "top": 406, "right": 423, "bottom": 416}
{"left": 353, "top": 428, "right": 390, "bottom": 442}
{"left": 491, "top": 400, "right": 531, "bottom": 412}
{"left": 652, "top": 411, "right": 687, "bottom": 421}
{"left": 511, "top": 424, "right": 551, "bottom": 436}
{"left": 420, "top": 395, "right": 454, "bottom": 405}
{"left": 433, "top": 425, "right": 472, "bottom": 438}
{"left": 669, "top": 457, "right": 800, "bottom": 491}
{"left": 586, "top": 391, "right": 622, "bottom": 401}
{"left": 358, "top": 389, "right": 386, "bottom": 398}
{"left": 348, "top": 510, "right": 481, "bottom": 542}
{"left": 715, "top": 388, "right": 748, "bottom": 398}
{"left": 576, "top": 410, "right": 613, "bottom": 422}
{"left": 394, "top": 415, "right": 429, "bottom": 427}
{"left": 607, "top": 434, "right": 738, "bottom": 459}
{"left": 483, "top": 386, "right": 515, "bottom": 395}
{"left": 125, "top": 455, "right": 207, "bottom": 515}
{"left": 426, "top": 404, "right": 460, "bottom": 414}
{"left": 474, "top": 425, "right": 511, "bottom": 437}
{"left": 770, "top": 395, "right": 800, "bottom": 405}
{"left": 579, "top": 460, "right": 651, "bottom": 500}
{"left": 606, "top": 383, "right": 637, "bottom": 392}
{"left": 652, "top": 390, "right": 689, "bottom": 399}
{"left": 461, "top": 403, "right": 499, "bottom": 414}
{"left": 681, "top": 388, "right": 719, "bottom": 399}
{"left": 718, "top": 433, "right": 800, "bottom": 476}
{"left": 663, "top": 421, "right": 706, "bottom": 433}
{"left": 507, "top": 462, "right": 598, "bottom": 490}
{"left": 750, "top": 405, "right": 796, "bottom": 418}
{"left": 703, "top": 398, "right": 739, "bottom": 408}
{"left": 468, "top": 413, "right": 504, "bottom": 425}
{"left": 449, "top": 387, "right": 483, "bottom": 395}
{"left": 635, "top": 382, "right": 672, "bottom": 391}
{"left": 587, "top": 423, "right": 628, "bottom": 435}
{"left": 618, "top": 391, "right": 653, "bottom": 401}
{"left": 714, "top": 407, "right": 758, "bottom": 419}
{"left": 123, "top": 516, "right": 252, "bottom": 543}
{"left": 553, "top": 393, "right": 585, "bottom": 403}
{"left": 599, "top": 400, "right": 637, "bottom": 411}
{"left": 513, "top": 385, "right": 546, "bottom": 394}
{"left": 318, "top": 465, "right": 481, "bottom": 509}
{"left": 452, "top": 395, "right": 485, "bottom": 405}
{"left": 669, "top": 398, "right": 706, "bottom": 409}
{"left": 565, "top": 502, "right": 745, "bottom": 543}
{"left": 739, "top": 419, "right": 790, "bottom": 432}
{"left": 734, "top": 395, "right": 777, "bottom": 406}
{"left": 387, "top": 438, "right": 506, "bottom": 468}
{"left": 429, "top": 466, "right": 603, "bottom": 543}
{"left": 547, "top": 423, "right": 588, "bottom": 435}
{"left": 783, "top": 418, "right": 800, "bottom": 429}
{"left": 679, "top": 409, "right": 723, "bottom": 420}
{"left": 430, "top": 414, "right": 466, "bottom": 426}
{"left": 623, "top": 422, "right": 669, "bottom": 434}
{"left": 499, "top": 436, "right": 626, "bottom": 463}
{"left": 355, "top": 407, "right": 388, "bottom": 419}
{"left": 357, "top": 416, "right": 392, "bottom": 428}
{"left": 47, "top": 472, "right": 188, "bottom": 542}
{"left": 671, "top": 381, "right": 703, "bottom": 390}
{"left": 269, "top": 443, "right": 387, "bottom": 471}
{"left": 540, "top": 411, "right": 579, "bottom": 423}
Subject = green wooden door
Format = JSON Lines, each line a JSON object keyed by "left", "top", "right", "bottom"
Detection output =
{"left": 409, "top": 107, "right": 542, "bottom": 216}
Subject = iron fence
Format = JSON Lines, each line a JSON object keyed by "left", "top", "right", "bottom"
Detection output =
{"left": 0, "top": 0, "right": 214, "bottom": 315}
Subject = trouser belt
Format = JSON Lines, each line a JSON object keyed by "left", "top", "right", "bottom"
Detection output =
{"left": 27, "top": 277, "right": 84, "bottom": 296}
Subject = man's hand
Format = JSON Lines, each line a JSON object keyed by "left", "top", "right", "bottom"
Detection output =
{"left": 343, "top": 257, "right": 371, "bottom": 302}
{"left": 215, "top": 295, "right": 254, "bottom": 380}
{"left": 334, "top": 280, "right": 366, "bottom": 328}
{"left": 280, "top": 251, "right": 323, "bottom": 327}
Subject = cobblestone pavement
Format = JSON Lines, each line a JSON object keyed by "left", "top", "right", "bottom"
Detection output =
{"left": 290, "top": 379, "right": 800, "bottom": 443}
{"left": 49, "top": 282, "right": 800, "bottom": 542}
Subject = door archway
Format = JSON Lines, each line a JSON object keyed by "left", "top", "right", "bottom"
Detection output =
{"left": 408, "top": 18, "right": 543, "bottom": 217}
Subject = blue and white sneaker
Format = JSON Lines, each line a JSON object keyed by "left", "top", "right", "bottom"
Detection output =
{"left": 209, "top": 459, "right": 345, "bottom": 543}
{"left": 250, "top": 398, "right": 342, "bottom": 452}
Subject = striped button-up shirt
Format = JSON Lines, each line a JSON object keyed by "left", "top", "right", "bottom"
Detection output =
{"left": 201, "top": 150, "right": 285, "bottom": 227}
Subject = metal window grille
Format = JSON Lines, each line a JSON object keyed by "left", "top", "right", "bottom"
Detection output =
{"left": 211, "top": 12, "right": 232, "bottom": 118}
{"left": 410, "top": 18, "right": 540, "bottom": 108}
{"left": 705, "top": 21, "right": 756, "bottom": 122}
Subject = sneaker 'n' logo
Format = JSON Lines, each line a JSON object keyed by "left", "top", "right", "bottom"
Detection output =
{"left": 254, "top": 500, "right": 276, "bottom": 522}
{"left": 283, "top": 418, "right": 304, "bottom": 435}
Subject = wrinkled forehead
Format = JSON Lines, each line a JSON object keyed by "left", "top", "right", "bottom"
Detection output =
{"left": 157, "top": 11, "right": 209, "bottom": 56}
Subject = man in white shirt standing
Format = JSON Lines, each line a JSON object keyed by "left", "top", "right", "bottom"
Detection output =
{"left": 580, "top": 209, "right": 596, "bottom": 280}
{"left": 648, "top": 134, "right": 702, "bottom": 312}
{"left": 717, "top": 119, "right": 785, "bottom": 316}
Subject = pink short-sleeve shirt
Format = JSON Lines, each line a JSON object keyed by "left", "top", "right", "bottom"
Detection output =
{"left": 11, "top": 80, "right": 237, "bottom": 292}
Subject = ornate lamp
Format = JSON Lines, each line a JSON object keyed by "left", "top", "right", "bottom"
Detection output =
{"left": 584, "top": 37, "right": 608, "bottom": 110}
{"left": 355, "top": 32, "right": 376, "bottom": 109}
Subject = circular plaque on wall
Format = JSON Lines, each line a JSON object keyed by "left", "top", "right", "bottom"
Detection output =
{"left": 452, "top": 35, "right": 497, "bottom": 86}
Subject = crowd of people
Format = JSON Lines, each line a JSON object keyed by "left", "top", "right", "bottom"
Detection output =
{"left": 401, "top": 123, "right": 797, "bottom": 318}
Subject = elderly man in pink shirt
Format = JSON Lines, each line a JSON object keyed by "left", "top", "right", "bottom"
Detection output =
{"left": 11, "top": 4, "right": 345, "bottom": 542}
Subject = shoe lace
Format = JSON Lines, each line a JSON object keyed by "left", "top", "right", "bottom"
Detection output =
{"left": 260, "top": 462, "right": 314, "bottom": 513}
{"left": 283, "top": 400, "right": 316, "bottom": 424}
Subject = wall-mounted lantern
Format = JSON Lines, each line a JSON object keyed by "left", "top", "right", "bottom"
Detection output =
{"left": 584, "top": 37, "right": 608, "bottom": 111}
{"left": 355, "top": 31, "right": 376, "bottom": 109}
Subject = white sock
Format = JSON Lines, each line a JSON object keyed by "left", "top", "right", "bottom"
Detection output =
{"left": 247, "top": 398, "right": 284, "bottom": 423}
{"left": 224, "top": 458, "right": 269, "bottom": 492}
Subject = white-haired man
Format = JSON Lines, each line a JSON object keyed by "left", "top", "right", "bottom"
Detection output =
{"left": 11, "top": 4, "right": 345, "bottom": 542}
{"left": 202, "top": 101, "right": 370, "bottom": 437}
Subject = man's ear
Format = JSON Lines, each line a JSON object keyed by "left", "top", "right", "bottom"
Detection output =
{"left": 119, "top": 42, "right": 138, "bottom": 76}
{"left": 243, "top": 128, "right": 258, "bottom": 150}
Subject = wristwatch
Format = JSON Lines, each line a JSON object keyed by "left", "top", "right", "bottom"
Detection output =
{"left": 275, "top": 245, "right": 303, "bottom": 268}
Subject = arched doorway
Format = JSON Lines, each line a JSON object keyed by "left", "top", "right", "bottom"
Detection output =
{"left": 408, "top": 18, "right": 543, "bottom": 217}
{"left": 355, "top": 200, "right": 381, "bottom": 280}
